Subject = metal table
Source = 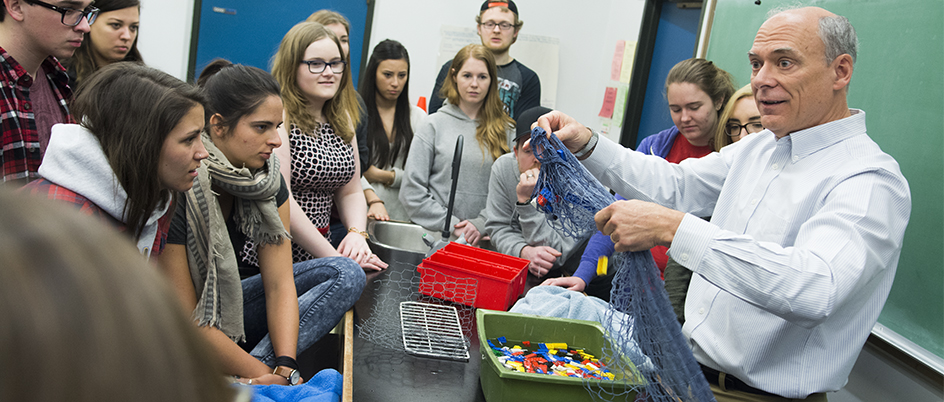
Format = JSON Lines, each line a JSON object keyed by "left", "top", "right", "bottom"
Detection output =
{"left": 351, "top": 259, "right": 544, "bottom": 401}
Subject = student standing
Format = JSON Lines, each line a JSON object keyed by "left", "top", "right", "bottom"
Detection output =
{"left": 428, "top": 0, "right": 540, "bottom": 120}
{"left": 401, "top": 44, "right": 514, "bottom": 246}
{"left": 65, "top": 0, "right": 143, "bottom": 88}
{"left": 0, "top": 0, "right": 98, "bottom": 184}
{"left": 359, "top": 39, "right": 425, "bottom": 221}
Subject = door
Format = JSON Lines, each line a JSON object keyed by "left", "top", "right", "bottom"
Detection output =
{"left": 192, "top": 0, "right": 368, "bottom": 87}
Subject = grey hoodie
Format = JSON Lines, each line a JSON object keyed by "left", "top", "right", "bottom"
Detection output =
{"left": 38, "top": 124, "right": 170, "bottom": 258}
{"left": 400, "top": 102, "right": 512, "bottom": 234}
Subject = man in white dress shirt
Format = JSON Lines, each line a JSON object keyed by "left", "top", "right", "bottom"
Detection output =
{"left": 534, "top": 6, "right": 911, "bottom": 401}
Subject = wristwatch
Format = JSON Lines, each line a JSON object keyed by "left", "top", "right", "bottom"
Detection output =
{"left": 273, "top": 366, "right": 301, "bottom": 385}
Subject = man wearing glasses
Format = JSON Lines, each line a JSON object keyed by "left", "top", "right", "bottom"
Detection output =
{"left": 0, "top": 0, "right": 97, "bottom": 185}
{"left": 428, "top": 0, "right": 540, "bottom": 120}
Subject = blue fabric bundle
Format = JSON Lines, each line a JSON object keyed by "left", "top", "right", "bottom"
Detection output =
{"left": 249, "top": 368, "right": 343, "bottom": 402}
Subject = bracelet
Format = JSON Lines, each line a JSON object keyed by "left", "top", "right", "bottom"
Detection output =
{"left": 348, "top": 227, "right": 369, "bottom": 240}
{"left": 367, "top": 199, "right": 385, "bottom": 206}
{"left": 274, "top": 355, "right": 299, "bottom": 371}
{"left": 573, "top": 127, "right": 599, "bottom": 160}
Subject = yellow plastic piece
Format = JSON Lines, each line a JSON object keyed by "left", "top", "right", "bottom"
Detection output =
{"left": 596, "top": 256, "right": 608, "bottom": 276}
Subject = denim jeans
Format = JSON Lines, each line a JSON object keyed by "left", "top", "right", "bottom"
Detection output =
{"left": 239, "top": 256, "right": 365, "bottom": 365}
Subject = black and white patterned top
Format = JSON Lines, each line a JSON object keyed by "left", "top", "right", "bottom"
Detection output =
{"left": 287, "top": 123, "right": 355, "bottom": 262}
{"left": 239, "top": 122, "right": 355, "bottom": 266}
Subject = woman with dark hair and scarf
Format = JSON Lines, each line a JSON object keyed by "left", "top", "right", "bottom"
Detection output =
{"left": 159, "top": 59, "right": 364, "bottom": 385}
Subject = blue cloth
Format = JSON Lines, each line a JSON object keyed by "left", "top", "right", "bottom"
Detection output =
{"left": 250, "top": 369, "right": 343, "bottom": 402}
{"left": 241, "top": 256, "right": 365, "bottom": 365}
{"left": 635, "top": 125, "right": 678, "bottom": 157}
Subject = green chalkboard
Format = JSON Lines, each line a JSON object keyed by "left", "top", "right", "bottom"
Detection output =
{"left": 705, "top": 0, "right": 944, "bottom": 366}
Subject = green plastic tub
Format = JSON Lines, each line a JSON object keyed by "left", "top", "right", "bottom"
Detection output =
{"left": 476, "top": 309, "right": 643, "bottom": 402}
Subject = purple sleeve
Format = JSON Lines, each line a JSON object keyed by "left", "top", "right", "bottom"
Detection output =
{"left": 572, "top": 194, "right": 626, "bottom": 285}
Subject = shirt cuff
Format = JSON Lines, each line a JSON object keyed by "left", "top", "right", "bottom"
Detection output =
{"left": 667, "top": 213, "right": 720, "bottom": 273}
{"left": 581, "top": 135, "right": 619, "bottom": 176}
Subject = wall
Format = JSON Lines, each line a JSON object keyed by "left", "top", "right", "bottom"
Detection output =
{"left": 137, "top": 0, "right": 194, "bottom": 80}
{"left": 136, "top": 0, "right": 646, "bottom": 130}
{"left": 367, "top": 0, "right": 646, "bottom": 128}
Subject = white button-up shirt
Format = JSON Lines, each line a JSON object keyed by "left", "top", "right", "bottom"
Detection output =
{"left": 583, "top": 110, "right": 911, "bottom": 398}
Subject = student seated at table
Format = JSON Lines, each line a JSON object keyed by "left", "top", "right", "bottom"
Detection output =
{"left": 159, "top": 59, "right": 365, "bottom": 386}
{"left": 23, "top": 62, "right": 207, "bottom": 260}
{"left": 485, "top": 106, "right": 582, "bottom": 278}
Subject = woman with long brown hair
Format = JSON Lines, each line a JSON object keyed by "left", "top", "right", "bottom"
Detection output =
{"left": 400, "top": 44, "right": 514, "bottom": 246}
{"left": 23, "top": 62, "right": 207, "bottom": 260}
{"left": 65, "top": 0, "right": 144, "bottom": 88}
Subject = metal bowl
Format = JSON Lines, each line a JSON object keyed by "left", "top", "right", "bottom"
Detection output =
{"left": 367, "top": 220, "right": 432, "bottom": 267}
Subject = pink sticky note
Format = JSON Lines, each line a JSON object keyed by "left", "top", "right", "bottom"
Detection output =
{"left": 611, "top": 40, "right": 626, "bottom": 81}
{"left": 599, "top": 87, "right": 617, "bottom": 118}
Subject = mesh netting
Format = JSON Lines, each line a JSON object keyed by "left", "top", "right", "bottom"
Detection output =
{"left": 529, "top": 128, "right": 615, "bottom": 239}
{"left": 530, "top": 127, "right": 716, "bottom": 402}
{"left": 356, "top": 261, "right": 477, "bottom": 354}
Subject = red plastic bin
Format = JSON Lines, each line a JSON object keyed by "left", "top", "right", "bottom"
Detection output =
{"left": 417, "top": 242, "right": 528, "bottom": 310}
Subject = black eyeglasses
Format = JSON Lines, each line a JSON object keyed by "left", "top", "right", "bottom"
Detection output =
{"left": 725, "top": 122, "right": 765, "bottom": 136}
{"left": 480, "top": 21, "right": 514, "bottom": 31}
{"left": 23, "top": 0, "right": 99, "bottom": 26}
{"left": 301, "top": 60, "right": 346, "bottom": 74}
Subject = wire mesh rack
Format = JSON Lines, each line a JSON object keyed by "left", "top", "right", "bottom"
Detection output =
{"left": 399, "top": 301, "right": 470, "bottom": 362}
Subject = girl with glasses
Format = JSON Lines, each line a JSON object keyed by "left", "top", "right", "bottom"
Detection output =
{"left": 714, "top": 84, "right": 763, "bottom": 149}
{"left": 270, "top": 21, "right": 386, "bottom": 271}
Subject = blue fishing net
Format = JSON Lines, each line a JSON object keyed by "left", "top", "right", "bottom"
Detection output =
{"left": 530, "top": 127, "right": 716, "bottom": 402}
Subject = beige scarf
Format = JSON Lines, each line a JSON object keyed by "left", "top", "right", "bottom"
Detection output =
{"left": 185, "top": 133, "right": 290, "bottom": 341}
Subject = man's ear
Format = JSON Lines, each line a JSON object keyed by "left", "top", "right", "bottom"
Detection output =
{"left": 831, "top": 54, "right": 854, "bottom": 91}
{"left": 5, "top": 0, "right": 27, "bottom": 22}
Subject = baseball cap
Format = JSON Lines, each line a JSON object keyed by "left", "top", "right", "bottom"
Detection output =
{"left": 480, "top": 0, "right": 518, "bottom": 16}
{"left": 515, "top": 106, "right": 553, "bottom": 143}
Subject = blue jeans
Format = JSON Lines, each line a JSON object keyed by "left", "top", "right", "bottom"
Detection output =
{"left": 239, "top": 256, "right": 365, "bottom": 365}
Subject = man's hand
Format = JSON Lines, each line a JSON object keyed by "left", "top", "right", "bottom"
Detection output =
{"left": 595, "top": 200, "right": 685, "bottom": 253}
{"left": 529, "top": 110, "right": 592, "bottom": 153}
{"left": 520, "top": 245, "right": 561, "bottom": 278}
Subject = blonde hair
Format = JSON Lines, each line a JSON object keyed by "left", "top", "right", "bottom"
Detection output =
{"left": 306, "top": 9, "right": 350, "bottom": 33}
{"left": 440, "top": 44, "right": 513, "bottom": 160}
{"left": 271, "top": 21, "right": 360, "bottom": 142}
{"left": 713, "top": 84, "right": 754, "bottom": 151}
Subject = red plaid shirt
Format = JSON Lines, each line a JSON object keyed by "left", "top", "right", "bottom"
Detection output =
{"left": 0, "top": 47, "right": 74, "bottom": 185}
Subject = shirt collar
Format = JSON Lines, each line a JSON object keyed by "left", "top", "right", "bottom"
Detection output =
{"left": 784, "top": 109, "right": 866, "bottom": 161}
{"left": 0, "top": 46, "right": 69, "bottom": 88}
